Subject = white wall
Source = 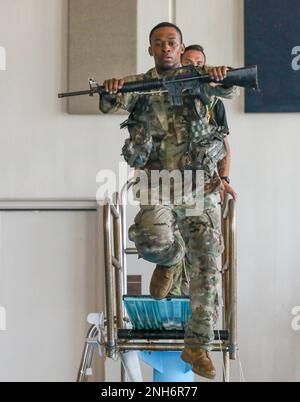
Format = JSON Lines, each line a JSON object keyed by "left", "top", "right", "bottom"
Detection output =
{"left": 0, "top": 0, "right": 125, "bottom": 199}
{"left": 0, "top": 0, "right": 299, "bottom": 382}
{"left": 0, "top": 208, "right": 104, "bottom": 382}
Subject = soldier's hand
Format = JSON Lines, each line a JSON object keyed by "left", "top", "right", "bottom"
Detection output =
{"left": 103, "top": 78, "right": 124, "bottom": 95}
{"left": 208, "top": 66, "right": 228, "bottom": 82}
{"left": 220, "top": 181, "right": 237, "bottom": 203}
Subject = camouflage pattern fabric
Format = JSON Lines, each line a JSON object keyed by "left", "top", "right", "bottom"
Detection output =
{"left": 100, "top": 66, "right": 238, "bottom": 350}
{"left": 128, "top": 192, "right": 223, "bottom": 350}
{"left": 100, "top": 67, "right": 239, "bottom": 186}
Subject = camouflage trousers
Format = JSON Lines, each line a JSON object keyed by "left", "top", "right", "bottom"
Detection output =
{"left": 128, "top": 192, "right": 224, "bottom": 350}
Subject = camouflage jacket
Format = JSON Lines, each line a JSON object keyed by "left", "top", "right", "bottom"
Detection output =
{"left": 100, "top": 66, "right": 239, "bottom": 193}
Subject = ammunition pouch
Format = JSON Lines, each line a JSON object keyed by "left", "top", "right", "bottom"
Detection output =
{"left": 120, "top": 117, "right": 154, "bottom": 168}
{"left": 183, "top": 122, "right": 228, "bottom": 181}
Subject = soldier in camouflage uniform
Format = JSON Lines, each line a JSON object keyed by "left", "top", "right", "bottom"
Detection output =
{"left": 100, "top": 22, "right": 239, "bottom": 380}
{"left": 166, "top": 45, "right": 239, "bottom": 299}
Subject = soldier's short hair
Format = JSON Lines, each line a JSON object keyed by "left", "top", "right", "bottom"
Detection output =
{"left": 149, "top": 22, "right": 183, "bottom": 43}
{"left": 184, "top": 44, "right": 207, "bottom": 64}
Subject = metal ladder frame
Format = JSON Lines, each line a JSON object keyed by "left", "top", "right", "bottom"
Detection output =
{"left": 77, "top": 178, "right": 237, "bottom": 382}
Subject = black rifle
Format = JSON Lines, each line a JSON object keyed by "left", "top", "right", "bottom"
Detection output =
{"left": 58, "top": 65, "right": 258, "bottom": 106}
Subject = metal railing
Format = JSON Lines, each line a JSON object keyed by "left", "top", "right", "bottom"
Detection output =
{"left": 221, "top": 195, "right": 238, "bottom": 381}
{"left": 77, "top": 180, "right": 238, "bottom": 382}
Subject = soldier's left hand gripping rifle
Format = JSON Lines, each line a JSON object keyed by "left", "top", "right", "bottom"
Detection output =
{"left": 58, "top": 65, "right": 259, "bottom": 107}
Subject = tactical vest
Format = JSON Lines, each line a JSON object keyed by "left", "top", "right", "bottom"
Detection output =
{"left": 121, "top": 71, "right": 228, "bottom": 182}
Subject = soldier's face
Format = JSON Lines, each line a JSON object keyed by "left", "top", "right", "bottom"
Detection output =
{"left": 149, "top": 27, "right": 185, "bottom": 72}
{"left": 182, "top": 50, "right": 205, "bottom": 67}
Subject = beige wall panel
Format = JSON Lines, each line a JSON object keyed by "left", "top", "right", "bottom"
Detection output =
{"left": 68, "top": 0, "right": 137, "bottom": 114}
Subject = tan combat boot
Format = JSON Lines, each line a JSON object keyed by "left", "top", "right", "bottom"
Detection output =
{"left": 149, "top": 265, "right": 176, "bottom": 300}
{"left": 181, "top": 346, "right": 216, "bottom": 380}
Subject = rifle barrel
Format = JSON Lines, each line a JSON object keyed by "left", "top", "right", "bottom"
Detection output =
{"left": 58, "top": 89, "right": 96, "bottom": 98}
